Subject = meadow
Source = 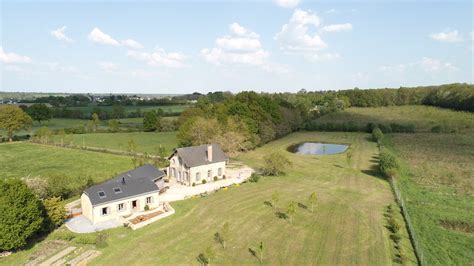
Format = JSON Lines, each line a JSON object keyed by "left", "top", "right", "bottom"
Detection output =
{"left": 0, "top": 142, "right": 133, "bottom": 182}
{"left": 314, "top": 105, "right": 474, "bottom": 133}
{"left": 65, "top": 105, "right": 188, "bottom": 116}
{"left": 1, "top": 132, "right": 416, "bottom": 265}
{"left": 387, "top": 133, "right": 474, "bottom": 264}
{"left": 51, "top": 131, "right": 178, "bottom": 154}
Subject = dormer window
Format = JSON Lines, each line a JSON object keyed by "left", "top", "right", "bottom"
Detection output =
{"left": 113, "top": 187, "right": 122, "bottom": 194}
{"left": 98, "top": 191, "right": 106, "bottom": 199}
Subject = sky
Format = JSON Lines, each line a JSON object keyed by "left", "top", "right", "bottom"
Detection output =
{"left": 0, "top": 0, "right": 473, "bottom": 94}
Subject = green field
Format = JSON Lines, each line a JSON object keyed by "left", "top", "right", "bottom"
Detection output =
{"left": 1, "top": 132, "right": 415, "bottom": 265}
{"left": 315, "top": 106, "right": 474, "bottom": 133}
{"left": 0, "top": 142, "right": 133, "bottom": 182}
{"left": 387, "top": 133, "right": 474, "bottom": 264}
{"left": 51, "top": 131, "right": 178, "bottom": 154}
{"left": 66, "top": 105, "right": 188, "bottom": 115}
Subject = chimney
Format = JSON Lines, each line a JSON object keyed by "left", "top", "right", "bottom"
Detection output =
{"left": 122, "top": 177, "right": 126, "bottom": 185}
{"left": 207, "top": 145, "right": 213, "bottom": 162}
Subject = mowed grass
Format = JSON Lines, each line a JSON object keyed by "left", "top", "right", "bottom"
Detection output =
{"left": 52, "top": 131, "right": 178, "bottom": 154}
{"left": 0, "top": 142, "right": 133, "bottom": 182}
{"left": 387, "top": 133, "right": 474, "bottom": 264}
{"left": 315, "top": 105, "right": 474, "bottom": 133}
{"left": 1, "top": 132, "right": 415, "bottom": 265}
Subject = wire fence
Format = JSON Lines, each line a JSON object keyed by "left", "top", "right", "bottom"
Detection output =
{"left": 388, "top": 176, "right": 426, "bottom": 266}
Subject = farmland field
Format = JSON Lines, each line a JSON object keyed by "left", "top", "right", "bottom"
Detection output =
{"left": 1, "top": 132, "right": 416, "bottom": 265}
{"left": 65, "top": 105, "right": 188, "bottom": 116}
{"left": 314, "top": 106, "right": 474, "bottom": 133}
{"left": 387, "top": 133, "right": 474, "bottom": 265}
{"left": 0, "top": 142, "right": 133, "bottom": 182}
{"left": 51, "top": 131, "right": 178, "bottom": 154}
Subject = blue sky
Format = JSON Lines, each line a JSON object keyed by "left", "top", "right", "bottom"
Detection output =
{"left": 1, "top": 0, "right": 472, "bottom": 94}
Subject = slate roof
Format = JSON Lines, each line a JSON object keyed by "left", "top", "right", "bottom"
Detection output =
{"left": 84, "top": 164, "right": 165, "bottom": 206}
{"left": 170, "top": 143, "right": 228, "bottom": 168}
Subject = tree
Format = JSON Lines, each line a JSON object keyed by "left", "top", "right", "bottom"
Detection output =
{"left": 204, "top": 245, "right": 215, "bottom": 265}
{"left": 372, "top": 127, "right": 384, "bottom": 143}
{"left": 43, "top": 197, "right": 66, "bottom": 230}
{"left": 88, "top": 113, "right": 100, "bottom": 132}
{"left": 26, "top": 104, "right": 52, "bottom": 124}
{"left": 308, "top": 192, "right": 317, "bottom": 213}
{"left": 0, "top": 105, "right": 33, "bottom": 141}
{"left": 262, "top": 153, "right": 292, "bottom": 176}
{"left": 34, "top": 127, "right": 53, "bottom": 144}
{"left": 258, "top": 241, "right": 265, "bottom": 263}
{"left": 57, "top": 129, "right": 66, "bottom": 147}
{"left": 23, "top": 176, "right": 49, "bottom": 199}
{"left": 271, "top": 191, "right": 280, "bottom": 210}
{"left": 215, "top": 222, "right": 230, "bottom": 249}
{"left": 111, "top": 105, "right": 125, "bottom": 119}
{"left": 287, "top": 201, "right": 297, "bottom": 224}
{"left": 0, "top": 179, "right": 45, "bottom": 251}
{"left": 346, "top": 148, "right": 353, "bottom": 168}
{"left": 143, "top": 111, "right": 158, "bottom": 131}
{"left": 108, "top": 119, "right": 120, "bottom": 132}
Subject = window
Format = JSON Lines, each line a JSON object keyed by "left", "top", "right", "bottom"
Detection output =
{"left": 208, "top": 170, "right": 212, "bottom": 179}
{"left": 196, "top": 172, "right": 201, "bottom": 181}
{"left": 98, "top": 191, "right": 106, "bottom": 199}
{"left": 101, "top": 207, "right": 109, "bottom": 216}
{"left": 117, "top": 203, "right": 125, "bottom": 212}
{"left": 146, "top": 196, "right": 153, "bottom": 204}
{"left": 218, "top": 168, "right": 223, "bottom": 176}
{"left": 113, "top": 187, "right": 122, "bottom": 194}
{"left": 171, "top": 168, "right": 176, "bottom": 177}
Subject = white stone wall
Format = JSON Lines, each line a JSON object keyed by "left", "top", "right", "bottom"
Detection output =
{"left": 84, "top": 192, "right": 160, "bottom": 224}
{"left": 81, "top": 193, "right": 93, "bottom": 222}
{"left": 189, "top": 161, "right": 226, "bottom": 186}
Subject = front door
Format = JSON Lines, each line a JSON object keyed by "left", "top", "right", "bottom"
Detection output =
{"left": 132, "top": 200, "right": 138, "bottom": 211}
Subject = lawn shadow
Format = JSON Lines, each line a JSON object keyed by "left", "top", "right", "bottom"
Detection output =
{"left": 263, "top": 200, "right": 273, "bottom": 208}
{"left": 361, "top": 164, "right": 387, "bottom": 182}
{"left": 248, "top": 247, "right": 258, "bottom": 259}
{"left": 333, "top": 164, "right": 344, "bottom": 168}
{"left": 275, "top": 211, "right": 288, "bottom": 220}
{"left": 298, "top": 202, "right": 308, "bottom": 209}
{"left": 196, "top": 253, "right": 207, "bottom": 265}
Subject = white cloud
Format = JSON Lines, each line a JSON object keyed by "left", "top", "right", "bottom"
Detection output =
{"left": 99, "top": 62, "right": 119, "bottom": 72}
{"left": 229, "top": 23, "right": 260, "bottom": 38}
{"left": 380, "top": 57, "right": 457, "bottom": 73}
{"left": 0, "top": 46, "right": 32, "bottom": 64}
{"left": 274, "top": 0, "right": 300, "bottom": 8}
{"left": 307, "top": 52, "right": 341, "bottom": 61}
{"left": 275, "top": 9, "right": 326, "bottom": 53}
{"left": 326, "top": 8, "right": 338, "bottom": 14}
{"left": 128, "top": 48, "right": 187, "bottom": 68}
{"left": 321, "top": 23, "right": 353, "bottom": 33}
{"left": 51, "top": 26, "right": 72, "bottom": 42}
{"left": 4, "top": 65, "right": 24, "bottom": 72}
{"left": 201, "top": 48, "right": 269, "bottom": 66}
{"left": 430, "top": 30, "right": 463, "bottom": 43}
{"left": 88, "top": 27, "right": 120, "bottom": 46}
{"left": 41, "top": 62, "right": 78, "bottom": 73}
{"left": 121, "top": 39, "right": 144, "bottom": 49}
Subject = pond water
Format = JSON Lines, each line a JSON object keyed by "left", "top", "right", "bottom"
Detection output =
{"left": 288, "top": 142, "right": 349, "bottom": 155}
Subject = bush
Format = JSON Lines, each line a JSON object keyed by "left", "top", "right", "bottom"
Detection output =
{"left": 249, "top": 173, "right": 261, "bottom": 183}
{"left": 390, "top": 232, "right": 402, "bottom": 244}
{"left": 43, "top": 197, "right": 67, "bottom": 230}
{"left": 144, "top": 204, "right": 150, "bottom": 211}
{"left": 379, "top": 149, "right": 399, "bottom": 178}
{"left": 431, "top": 125, "right": 442, "bottom": 133}
{"left": 372, "top": 127, "right": 384, "bottom": 143}
{"left": 51, "top": 230, "right": 76, "bottom": 241}
{"left": 73, "top": 234, "right": 97, "bottom": 245}
{"left": 262, "top": 153, "right": 292, "bottom": 176}
{"left": 213, "top": 176, "right": 218, "bottom": 181}
{"left": 202, "top": 179, "right": 207, "bottom": 184}
{"left": 192, "top": 182, "right": 196, "bottom": 187}
{"left": 222, "top": 175, "right": 226, "bottom": 179}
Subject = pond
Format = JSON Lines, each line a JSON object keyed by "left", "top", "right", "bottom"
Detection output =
{"left": 288, "top": 142, "right": 349, "bottom": 155}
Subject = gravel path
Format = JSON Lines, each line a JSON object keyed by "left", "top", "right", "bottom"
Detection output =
{"left": 39, "top": 246, "right": 76, "bottom": 266}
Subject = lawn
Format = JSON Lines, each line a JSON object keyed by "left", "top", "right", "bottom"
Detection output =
{"left": 1, "top": 132, "right": 415, "bottom": 265}
{"left": 386, "top": 133, "right": 474, "bottom": 265}
{"left": 0, "top": 142, "right": 133, "bottom": 182}
{"left": 314, "top": 105, "right": 474, "bottom": 133}
{"left": 51, "top": 131, "right": 178, "bottom": 154}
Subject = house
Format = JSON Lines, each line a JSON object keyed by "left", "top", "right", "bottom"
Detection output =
{"left": 168, "top": 143, "right": 228, "bottom": 186}
{"left": 81, "top": 164, "right": 165, "bottom": 224}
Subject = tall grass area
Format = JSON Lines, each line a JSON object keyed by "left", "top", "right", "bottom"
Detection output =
{"left": 51, "top": 131, "right": 178, "bottom": 154}
{"left": 386, "top": 133, "right": 474, "bottom": 264}
{"left": 314, "top": 106, "right": 474, "bottom": 133}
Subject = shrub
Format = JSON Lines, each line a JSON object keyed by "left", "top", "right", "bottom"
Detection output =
{"left": 73, "top": 234, "right": 97, "bottom": 245}
{"left": 222, "top": 175, "right": 226, "bottom": 179}
{"left": 249, "top": 173, "right": 261, "bottom": 183}
{"left": 202, "top": 179, "right": 207, "bottom": 184}
{"left": 431, "top": 125, "right": 442, "bottom": 133}
{"left": 262, "top": 153, "right": 292, "bottom": 176}
{"left": 213, "top": 176, "right": 218, "bottom": 181}
{"left": 192, "top": 182, "right": 196, "bottom": 187}
{"left": 372, "top": 127, "right": 384, "bottom": 143}
{"left": 43, "top": 197, "right": 67, "bottom": 230}
{"left": 379, "top": 149, "right": 399, "bottom": 178}
{"left": 390, "top": 232, "right": 402, "bottom": 244}
{"left": 51, "top": 230, "right": 76, "bottom": 241}
{"left": 378, "top": 123, "right": 392, "bottom": 133}
{"left": 144, "top": 204, "right": 150, "bottom": 211}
